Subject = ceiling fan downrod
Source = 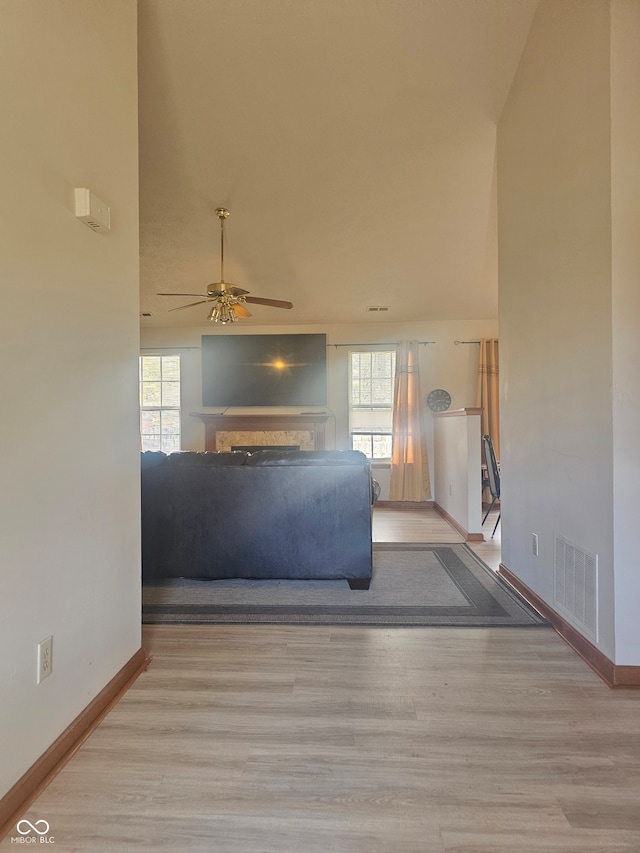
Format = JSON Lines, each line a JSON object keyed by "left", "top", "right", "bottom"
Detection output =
{"left": 214, "top": 208, "right": 230, "bottom": 290}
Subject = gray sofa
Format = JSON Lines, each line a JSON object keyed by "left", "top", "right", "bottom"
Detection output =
{"left": 141, "top": 449, "right": 374, "bottom": 589}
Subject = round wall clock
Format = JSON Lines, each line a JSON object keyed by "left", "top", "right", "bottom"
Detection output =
{"left": 426, "top": 388, "right": 452, "bottom": 412}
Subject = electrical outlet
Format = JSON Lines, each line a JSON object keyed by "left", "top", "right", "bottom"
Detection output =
{"left": 37, "top": 636, "right": 53, "bottom": 684}
{"left": 532, "top": 534, "right": 539, "bottom": 557}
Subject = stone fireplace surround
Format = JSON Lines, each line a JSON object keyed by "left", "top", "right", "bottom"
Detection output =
{"left": 190, "top": 412, "right": 330, "bottom": 452}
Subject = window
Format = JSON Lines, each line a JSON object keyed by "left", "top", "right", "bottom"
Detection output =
{"left": 349, "top": 350, "right": 396, "bottom": 459}
{"left": 139, "top": 354, "right": 181, "bottom": 452}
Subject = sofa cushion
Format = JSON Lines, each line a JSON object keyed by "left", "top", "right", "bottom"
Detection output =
{"left": 140, "top": 451, "right": 167, "bottom": 469}
{"left": 166, "top": 451, "right": 249, "bottom": 466}
{"left": 245, "top": 449, "right": 368, "bottom": 466}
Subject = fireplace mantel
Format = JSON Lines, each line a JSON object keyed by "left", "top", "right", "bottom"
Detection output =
{"left": 191, "top": 412, "right": 330, "bottom": 452}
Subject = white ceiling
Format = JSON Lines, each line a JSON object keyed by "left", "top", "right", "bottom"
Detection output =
{"left": 138, "top": 0, "right": 539, "bottom": 328}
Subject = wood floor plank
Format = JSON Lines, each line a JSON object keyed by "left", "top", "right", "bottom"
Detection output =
{"left": 373, "top": 504, "right": 502, "bottom": 570}
{"left": 4, "top": 509, "right": 640, "bottom": 852}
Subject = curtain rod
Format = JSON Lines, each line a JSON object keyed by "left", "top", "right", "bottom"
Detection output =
{"left": 140, "top": 342, "right": 439, "bottom": 351}
{"left": 454, "top": 340, "right": 480, "bottom": 345}
{"left": 329, "top": 341, "right": 435, "bottom": 348}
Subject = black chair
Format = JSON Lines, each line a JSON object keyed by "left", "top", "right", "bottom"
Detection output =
{"left": 482, "top": 434, "right": 500, "bottom": 538}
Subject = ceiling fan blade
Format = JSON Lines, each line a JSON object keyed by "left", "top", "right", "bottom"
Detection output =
{"left": 232, "top": 303, "right": 252, "bottom": 318}
{"left": 244, "top": 296, "right": 293, "bottom": 309}
{"left": 207, "top": 283, "right": 250, "bottom": 297}
{"left": 168, "top": 299, "right": 212, "bottom": 312}
{"left": 158, "top": 292, "right": 209, "bottom": 298}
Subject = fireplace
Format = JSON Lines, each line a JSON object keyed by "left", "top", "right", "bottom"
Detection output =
{"left": 191, "top": 412, "right": 329, "bottom": 452}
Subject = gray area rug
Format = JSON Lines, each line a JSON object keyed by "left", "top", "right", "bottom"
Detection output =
{"left": 142, "top": 543, "right": 548, "bottom": 627}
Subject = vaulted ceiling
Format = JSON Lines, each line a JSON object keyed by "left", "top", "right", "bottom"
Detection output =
{"left": 138, "top": 0, "right": 539, "bottom": 328}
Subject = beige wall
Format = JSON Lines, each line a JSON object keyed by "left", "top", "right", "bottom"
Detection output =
{"left": 0, "top": 1, "right": 141, "bottom": 796}
{"left": 610, "top": 0, "right": 640, "bottom": 662}
{"left": 433, "top": 411, "right": 483, "bottom": 535}
{"left": 141, "top": 318, "right": 498, "bottom": 497}
{"left": 499, "top": 0, "right": 640, "bottom": 664}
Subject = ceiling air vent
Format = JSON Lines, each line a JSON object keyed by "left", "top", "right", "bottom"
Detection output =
{"left": 366, "top": 306, "right": 389, "bottom": 313}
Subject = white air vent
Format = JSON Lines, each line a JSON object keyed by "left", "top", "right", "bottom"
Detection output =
{"left": 554, "top": 536, "right": 598, "bottom": 641}
{"left": 366, "top": 306, "right": 389, "bottom": 313}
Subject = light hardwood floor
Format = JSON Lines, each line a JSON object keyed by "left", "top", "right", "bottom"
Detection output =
{"left": 5, "top": 508, "right": 640, "bottom": 852}
{"left": 372, "top": 505, "right": 502, "bottom": 571}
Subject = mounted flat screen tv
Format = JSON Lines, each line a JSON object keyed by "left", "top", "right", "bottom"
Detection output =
{"left": 202, "top": 333, "right": 327, "bottom": 407}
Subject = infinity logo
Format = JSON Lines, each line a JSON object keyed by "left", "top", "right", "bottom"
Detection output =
{"left": 16, "top": 819, "right": 50, "bottom": 836}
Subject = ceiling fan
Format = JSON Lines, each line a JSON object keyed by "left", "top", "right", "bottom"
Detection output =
{"left": 157, "top": 208, "right": 293, "bottom": 323}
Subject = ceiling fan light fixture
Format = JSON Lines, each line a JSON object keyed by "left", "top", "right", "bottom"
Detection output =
{"left": 158, "top": 207, "right": 293, "bottom": 321}
{"left": 209, "top": 301, "right": 237, "bottom": 324}
{"left": 220, "top": 303, "right": 236, "bottom": 324}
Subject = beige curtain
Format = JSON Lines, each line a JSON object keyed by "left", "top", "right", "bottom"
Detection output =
{"left": 476, "top": 338, "right": 500, "bottom": 460}
{"left": 389, "top": 341, "right": 432, "bottom": 501}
